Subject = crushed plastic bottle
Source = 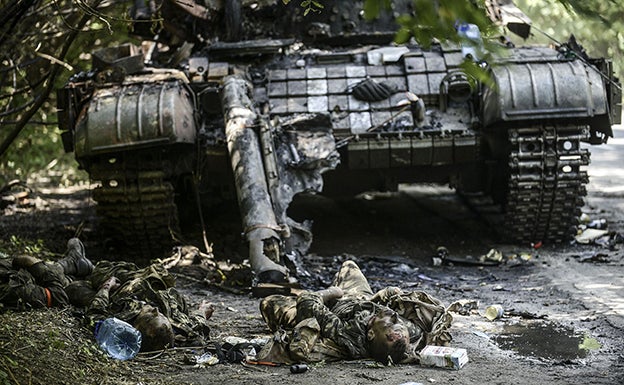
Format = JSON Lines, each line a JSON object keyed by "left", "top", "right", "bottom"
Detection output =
{"left": 95, "top": 317, "right": 142, "bottom": 360}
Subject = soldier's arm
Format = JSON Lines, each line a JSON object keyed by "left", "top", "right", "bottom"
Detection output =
{"left": 369, "top": 286, "right": 403, "bottom": 305}
{"left": 85, "top": 276, "right": 119, "bottom": 322}
{"left": 315, "top": 286, "right": 343, "bottom": 304}
{"left": 296, "top": 291, "right": 346, "bottom": 340}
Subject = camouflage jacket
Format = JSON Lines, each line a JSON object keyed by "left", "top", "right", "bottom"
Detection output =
{"left": 85, "top": 261, "right": 210, "bottom": 345}
{"left": 259, "top": 287, "right": 452, "bottom": 363}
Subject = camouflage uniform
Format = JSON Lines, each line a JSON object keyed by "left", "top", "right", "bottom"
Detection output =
{"left": 259, "top": 260, "right": 452, "bottom": 363}
{"left": 0, "top": 259, "right": 70, "bottom": 309}
{"left": 83, "top": 260, "right": 210, "bottom": 345}
{"left": 0, "top": 243, "right": 209, "bottom": 346}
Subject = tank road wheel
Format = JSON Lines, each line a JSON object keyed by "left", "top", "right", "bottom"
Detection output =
{"left": 474, "top": 126, "right": 590, "bottom": 244}
{"left": 90, "top": 156, "right": 182, "bottom": 263}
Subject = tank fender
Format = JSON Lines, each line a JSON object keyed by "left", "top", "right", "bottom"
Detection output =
{"left": 481, "top": 59, "right": 612, "bottom": 136}
{"left": 74, "top": 77, "right": 197, "bottom": 158}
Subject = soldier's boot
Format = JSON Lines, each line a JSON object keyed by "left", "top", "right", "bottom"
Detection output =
{"left": 57, "top": 238, "right": 94, "bottom": 277}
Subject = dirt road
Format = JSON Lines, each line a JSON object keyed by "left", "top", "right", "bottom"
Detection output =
{"left": 1, "top": 128, "right": 623, "bottom": 384}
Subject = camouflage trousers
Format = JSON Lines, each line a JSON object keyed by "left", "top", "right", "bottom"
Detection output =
{"left": 260, "top": 260, "right": 372, "bottom": 331}
{"left": 0, "top": 259, "right": 69, "bottom": 309}
{"left": 258, "top": 260, "right": 454, "bottom": 364}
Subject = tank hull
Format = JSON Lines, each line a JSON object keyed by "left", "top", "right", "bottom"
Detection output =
{"left": 56, "top": 0, "right": 620, "bottom": 282}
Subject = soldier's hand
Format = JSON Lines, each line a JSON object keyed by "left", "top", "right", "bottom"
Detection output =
{"left": 100, "top": 276, "right": 120, "bottom": 291}
{"left": 316, "top": 286, "right": 344, "bottom": 303}
{"left": 198, "top": 300, "right": 215, "bottom": 320}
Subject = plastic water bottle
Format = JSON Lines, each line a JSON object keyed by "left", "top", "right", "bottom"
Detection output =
{"left": 95, "top": 317, "right": 142, "bottom": 360}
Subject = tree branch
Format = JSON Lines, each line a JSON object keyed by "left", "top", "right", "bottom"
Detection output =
{"left": 0, "top": 0, "right": 105, "bottom": 158}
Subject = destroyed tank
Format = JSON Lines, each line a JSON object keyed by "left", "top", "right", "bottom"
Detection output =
{"left": 57, "top": 0, "right": 621, "bottom": 284}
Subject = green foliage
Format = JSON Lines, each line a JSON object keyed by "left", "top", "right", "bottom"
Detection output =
{"left": 0, "top": 356, "right": 17, "bottom": 385}
{"left": 363, "top": 0, "right": 621, "bottom": 95}
{"left": 554, "top": 0, "right": 617, "bottom": 25}
{"left": 363, "top": 0, "right": 495, "bottom": 47}
{"left": 0, "top": 0, "right": 137, "bottom": 186}
{"left": 516, "top": 0, "right": 624, "bottom": 81}
{"left": 0, "top": 235, "right": 47, "bottom": 257}
{"left": 282, "top": 0, "right": 324, "bottom": 15}
{"left": 363, "top": 0, "right": 392, "bottom": 21}
{"left": 459, "top": 60, "right": 496, "bottom": 88}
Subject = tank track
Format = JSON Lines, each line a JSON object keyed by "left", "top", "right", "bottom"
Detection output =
{"left": 468, "top": 125, "right": 589, "bottom": 244}
{"left": 90, "top": 155, "right": 181, "bottom": 262}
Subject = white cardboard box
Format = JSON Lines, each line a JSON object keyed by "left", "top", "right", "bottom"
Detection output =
{"left": 419, "top": 345, "right": 469, "bottom": 370}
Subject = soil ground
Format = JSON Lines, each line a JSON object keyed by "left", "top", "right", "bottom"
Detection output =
{"left": 1, "top": 128, "right": 623, "bottom": 385}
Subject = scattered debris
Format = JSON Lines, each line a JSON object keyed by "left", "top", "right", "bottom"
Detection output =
{"left": 586, "top": 219, "right": 607, "bottom": 230}
{"left": 95, "top": 317, "right": 142, "bottom": 361}
{"left": 505, "top": 309, "right": 547, "bottom": 320}
{"left": 480, "top": 249, "right": 503, "bottom": 264}
{"left": 214, "top": 337, "right": 265, "bottom": 364}
{"left": 194, "top": 352, "right": 220, "bottom": 367}
{"left": 579, "top": 212, "right": 591, "bottom": 224}
{"left": 432, "top": 246, "right": 502, "bottom": 267}
{"left": 471, "top": 330, "right": 490, "bottom": 340}
{"left": 594, "top": 232, "right": 624, "bottom": 249}
{"left": 251, "top": 282, "right": 301, "bottom": 297}
{"left": 431, "top": 247, "right": 445, "bottom": 266}
{"left": 290, "top": 363, "right": 309, "bottom": 373}
{"left": 392, "top": 263, "right": 420, "bottom": 275}
{"left": 505, "top": 253, "right": 533, "bottom": 268}
{"left": 433, "top": 246, "right": 537, "bottom": 269}
{"left": 577, "top": 253, "right": 611, "bottom": 263}
{"left": 199, "top": 301, "right": 215, "bottom": 320}
{"left": 447, "top": 299, "right": 479, "bottom": 315}
{"left": 417, "top": 273, "right": 436, "bottom": 282}
{"left": 578, "top": 335, "right": 601, "bottom": 352}
{"left": 574, "top": 228, "right": 609, "bottom": 244}
{"left": 484, "top": 305, "right": 504, "bottom": 321}
{"left": 419, "top": 345, "right": 468, "bottom": 370}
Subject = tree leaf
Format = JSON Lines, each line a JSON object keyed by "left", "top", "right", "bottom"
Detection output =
{"left": 394, "top": 28, "right": 412, "bottom": 44}
{"left": 363, "top": 0, "right": 382, "bottom": 20}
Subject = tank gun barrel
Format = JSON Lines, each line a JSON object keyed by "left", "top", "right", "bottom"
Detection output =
{"left": 220, "top": 74, "right": 289, "bottom": 284}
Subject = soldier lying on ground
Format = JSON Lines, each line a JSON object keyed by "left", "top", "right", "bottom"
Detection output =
{"left": 259, "top": 260, "right": 452, "bottom": 365}
{"left": 0, "top": 238, "right": 210, "bottom": 352}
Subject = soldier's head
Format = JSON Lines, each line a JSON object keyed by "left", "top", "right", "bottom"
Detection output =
{"left": 134, "top": 305, "right": 175, "bottom": 352}
{"left": 366, "top": 308, "right": 409, "bottom": 365}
